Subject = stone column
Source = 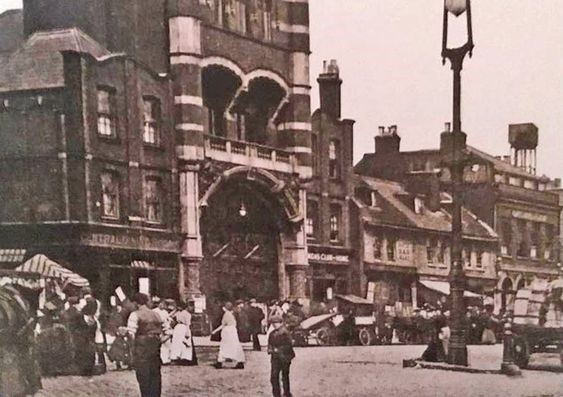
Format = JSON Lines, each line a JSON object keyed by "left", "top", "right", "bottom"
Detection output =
{"left": 178, "top": 164, "right": 203, "bottom": 300}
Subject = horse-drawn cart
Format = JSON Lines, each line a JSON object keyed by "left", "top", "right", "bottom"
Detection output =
{"left": 510, "top": 278, "right": 563, "bottom": 369}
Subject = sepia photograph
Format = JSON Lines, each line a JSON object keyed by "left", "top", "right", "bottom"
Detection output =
{"left": 0, "top": 0, "right": 562, "bottom": 396}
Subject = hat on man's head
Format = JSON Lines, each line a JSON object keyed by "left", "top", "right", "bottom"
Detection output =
{"left": 235, "top": 299, "right": 244, "bottom": 305}
{"left": 249, "top": 298, "right": 257, "bottom": 304}
{"left": 67, "top": 296, "right": 80, "bottom": 305}
{"left": 269, "top": 314, "right": 283, "bottom": 324}
{"left": 152, "top": 296, "right": 161, "bottom": 303}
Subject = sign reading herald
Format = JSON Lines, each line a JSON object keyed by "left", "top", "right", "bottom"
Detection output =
{"left": 308, "top": 252, "right": 350, "bottom": 264}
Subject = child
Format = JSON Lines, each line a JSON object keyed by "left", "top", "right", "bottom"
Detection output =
{"left": 267, "top": 315, "right": 295, "bottom": 397}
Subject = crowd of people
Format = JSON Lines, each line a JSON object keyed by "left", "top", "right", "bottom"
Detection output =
{"left": 32, "top": 287, "right": 201, "bottom": 380}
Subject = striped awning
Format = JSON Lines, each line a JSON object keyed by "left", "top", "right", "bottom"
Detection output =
{"left": 131, "top": 260, "right": 152, "bottom": 270}
{"left": 0, "top": 249, "right": 26, "bottom": 263}
{"left": 2, "top": 254, "right": 90, "bottom": 289}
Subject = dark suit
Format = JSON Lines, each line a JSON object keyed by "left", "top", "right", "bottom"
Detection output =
{"left": 249, "top": 306, "right": 265, "bottom": 351}
{"left": 268, "top": 325, "right": 295, "bottom": 397}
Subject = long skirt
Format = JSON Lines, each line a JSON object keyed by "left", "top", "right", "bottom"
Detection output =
{"left": 170, "top": 324, "right": 192, "bottom": 362}
{"left": 217, "top": 325, "right": 245, "bottom": 363}
{"left": 481, "top": 328, "right": 496, "bottom": 345}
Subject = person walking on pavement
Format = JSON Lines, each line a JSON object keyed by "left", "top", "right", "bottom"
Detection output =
{"left": 152, "top": 297, "right": 172, "bottom": 365}
{"left": 268, "top": 314, "right": 295, "bottom": 397}
{"left": 127, "top": 293, "right": 163, "bottom": 397}
{"left": 248, "top": 298, "right": 265, "bottom": 351}
{"left": 211, "top": 302, "right": 245, "bottom": 369}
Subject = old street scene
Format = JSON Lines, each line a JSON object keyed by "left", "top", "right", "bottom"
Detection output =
{"left": 0, "top": 0, "right": 562, "bottom": 396}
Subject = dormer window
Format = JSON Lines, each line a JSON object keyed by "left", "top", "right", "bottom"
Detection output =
{"left": 370, "top": 191, "right": 378, "bottom": 207}
{"left": 414, "top": 197, "right": 423, "bottom": 214}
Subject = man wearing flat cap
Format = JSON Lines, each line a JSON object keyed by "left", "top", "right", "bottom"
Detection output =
{"left": 268, "top": 315, "right": 295, "bottom": 397}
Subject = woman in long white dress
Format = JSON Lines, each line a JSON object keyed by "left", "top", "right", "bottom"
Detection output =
{"left": 212, "top": 302, "right": 245, "bottom": 369}
{"left": 170, "top": 302, "right": 197, "bottom": 365}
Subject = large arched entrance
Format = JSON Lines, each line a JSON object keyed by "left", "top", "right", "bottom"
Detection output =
{"left": 199, "top": 169, "right": 299, "bottom": 303}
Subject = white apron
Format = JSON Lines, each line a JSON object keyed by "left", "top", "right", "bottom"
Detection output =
{"left": 170, "top": 324, "right": 192, "bottom": 361}
{"left": 217, "top": 325, "right": 245, "bottom": 363}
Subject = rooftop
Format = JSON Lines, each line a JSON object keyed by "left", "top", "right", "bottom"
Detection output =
{"left": 0, "top": 28, "right": 111, "bottom": 93}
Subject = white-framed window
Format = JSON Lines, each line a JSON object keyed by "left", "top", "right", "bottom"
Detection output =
{"left": 329, "top": 140, "right": 340, "bottom": 179}
{"left": 426, "top": 239, "right": 436, "bottom": 264}
{"left": 386, "top": 237, "right": 396, "bottom": 261}
{"left": 143, "top": 97, "right": 160, "bottom": 145}
{"left": 145, "top": 178, "right": 162, "bottom": 223}
{"left": 329, "top": 204, "right": 341, "bottom": 242}
{"left": 476, "top": 250, "right": 483, "bottom": 268}
{"left": 306, "top": 200, "right": 318, "bottom": 238}
{"left": 524, "top": 180, "right": 536, "bottom": 190}
{"left": 101, "top": 172, "right": 119, "bottom": 219}
{"left": 414, "top": 197, "right": 423, "bottom": 214}
{"left": 97, "top": 88, "right": 116, "bottom": 137}
{"left": 508, "top": 176, "right": 520, "bottom": 186}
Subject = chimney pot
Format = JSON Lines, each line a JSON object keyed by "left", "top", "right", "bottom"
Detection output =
{"left": 378, "top": 126, "right": 385, "bottom": 135}
{"left": 444, "top": 122, "right": 451, "bottom": 132}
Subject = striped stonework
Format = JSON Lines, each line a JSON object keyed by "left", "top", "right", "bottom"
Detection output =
{"left": 169, "top": 16, "right": 205, "bottom": 162}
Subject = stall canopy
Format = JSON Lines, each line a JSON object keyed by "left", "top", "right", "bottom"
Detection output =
{"left": 419, "top": 280, "right": 481, "bottom": 298}
{"left": 1, "top": 254, "right": 89, "bottom": 289}
{"left": 335, "top": 294, "right": 374, "bottom": 305}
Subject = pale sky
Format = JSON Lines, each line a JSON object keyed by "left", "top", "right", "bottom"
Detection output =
{"left": 2, "top": 0, "right": 562, "bottom": 179}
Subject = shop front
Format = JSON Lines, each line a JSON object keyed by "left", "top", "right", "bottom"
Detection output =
{"left": 307, "top": 248, "right": 352, "bottom": 303}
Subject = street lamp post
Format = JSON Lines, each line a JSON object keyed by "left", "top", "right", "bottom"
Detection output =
{"left": 440, "top": 0, "right": 474, "bottom": 367}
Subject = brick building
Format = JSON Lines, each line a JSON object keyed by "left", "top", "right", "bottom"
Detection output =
{"left": 305, "top": 60, "right": 355, "bottom": 301}
{"left": 351, "top": 173, "right": 498, "bottom": 315}
{"left": 356, "top": 123, "right": 561, "bottom": 313}
{"left": 0, "top": 0, "right": 314, "bottom": 307}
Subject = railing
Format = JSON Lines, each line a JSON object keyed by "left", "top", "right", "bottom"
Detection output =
{"left": 204, "top": 135, "right": 297, "bottom": 173}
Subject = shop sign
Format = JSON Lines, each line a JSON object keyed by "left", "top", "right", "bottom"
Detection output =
{"left": 512, "top": 210, "right": 548, "bottom": 223}
{"left": 396, "top": 241, "right": 412, "bottom": 261}
{"left": 308, "top": 252, "right": 350, "bottom": 264}
{"left": 81, "top": 232, "right": 178, "bottom": 252}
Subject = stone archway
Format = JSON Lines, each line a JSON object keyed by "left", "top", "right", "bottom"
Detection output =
{"left": 197, "top": 166, "right": 306, "bottom": 304}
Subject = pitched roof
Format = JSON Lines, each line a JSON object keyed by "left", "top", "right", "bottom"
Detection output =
{"left": 466, "top": 145, "right": 549, "bottom": 181}
{"left": 0, "top": 9, "right": 23, "bottom": 55}
{"left": 356, "top": 175, "right": 497, "bottom": 239}
{"left": 0, "top": 28, "right": 110, "bottom": 93}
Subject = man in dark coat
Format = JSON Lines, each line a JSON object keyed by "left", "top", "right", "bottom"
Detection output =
{"left": 127, "top": 293, "right": 163, "bottom": 397}
{"left": 268, "top": 315, "right": 295, "bottom": 397}
{"left": 63, "top": 296, "right": 94, "bottom": 375}
{"left": 248, "top": 298, "right": 265, "bottom": 351}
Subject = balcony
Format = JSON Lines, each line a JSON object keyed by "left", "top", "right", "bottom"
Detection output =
{"left": 204, "top": 135, "right": 298, "bottom": 174}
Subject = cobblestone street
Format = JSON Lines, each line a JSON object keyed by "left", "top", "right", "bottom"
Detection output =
{"left": 37, "top": 344, "right": 563, "bottom": 397}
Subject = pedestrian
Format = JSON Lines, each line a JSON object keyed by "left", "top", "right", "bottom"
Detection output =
{"left": 268, "top": 314, "right": 295, "bottom": 397}
{"left": 170, "top": 301, "right": 197, "bottom": 365}
{"left": 248, "top": 298, "right": 265, "bottom": 351}
{"left": 212, "top": 302, "right": 245, "bottom": 369}
{"left": 127, "top": 293, "right": 163, "bottom": 397}
{"left": 62, "top": 296, "right": 94, "bottom": 376}
{"left": 437, "top": 315, "right": 450, "bottom": 360}
{"left": 152, "top": 297, "right": 173, "bottom": 365}
{"left": 234, "top": 299, "right": 251, "bottom": 343}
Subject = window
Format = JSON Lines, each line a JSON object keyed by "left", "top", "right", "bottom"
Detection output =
{"left": 97, "top": 88, "right": 116, "bottom": 137}
{"left": 306, "top": 200, "right": 318, "bottom": 238}
{"left": 386, "top": 238, "right": 396, "bottom": 261}
{"left": 373, "top": 236, "right": 382, "bottom": 259}
{"left": 414, "top": 197, "right": 423, "bottom": 214}
{"left": 524, "top": 180, "right": 536, "bottom": 190}
{"left": 263, "top": 3, "right": 272, "bottom": 40}
{"left": 145, "top": 179, "right": 162, "bottom": 223}
{"left": 437, "top": 242, "right": 445, "bottom": 263}
{"left": 508, "top": 176, "right": 520, "bottom": 186}
{"left": 530, "top": 222, "right": 540, "bottom": 259}
{"left": 101, "top": 172, "right": 119, "bottom": 219}
{"left": 463, "top": 248, "right": 471, "bottom": 267}
{"left": 476, "top": 250, "right": 483, "bottom": 268}
{"left": 426, "top": 240, "right": 436, "bottom": 263}
{"left": 517, "top": 219, "right": 529, "bottom": 257}
{"left": 143, "top": 97, "right": 160, "bottom": 145}
{"left": 329, "top": 204, "right": 341, "bottom": 242}
{"left": 545, "top": 224, "right": 555, "bottom": 260}
{"left": 500, "top": 220, "right": 512, "bottom": 256}
{"left": 329, "top": 140, "right": 340, "bottom": 179}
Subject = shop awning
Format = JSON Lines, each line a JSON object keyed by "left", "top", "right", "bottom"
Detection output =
{"left": 419, "top": 280, "right": 481, "bottom": 298}
{"left": 131, "top": 260, "right": 152, "bottom": 270}
{"left": 4, "top": 254, "right": 90, "bottom": 289}
{"left": 335, "top": 294, "right": 373, "bottom": 305}
{"left": 0, "top": 249, "right": 26, "bottom": 263}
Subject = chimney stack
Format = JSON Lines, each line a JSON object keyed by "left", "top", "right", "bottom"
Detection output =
{"left": 318, "top": 59, "right": 342, "bottom": 120}
{"left": 374, "top": 125, "right": 401, "bottom": 155}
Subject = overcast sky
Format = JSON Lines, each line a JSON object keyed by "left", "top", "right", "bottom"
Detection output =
{"left": 2, "top": 0, "right": 562, "bottom": 179}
